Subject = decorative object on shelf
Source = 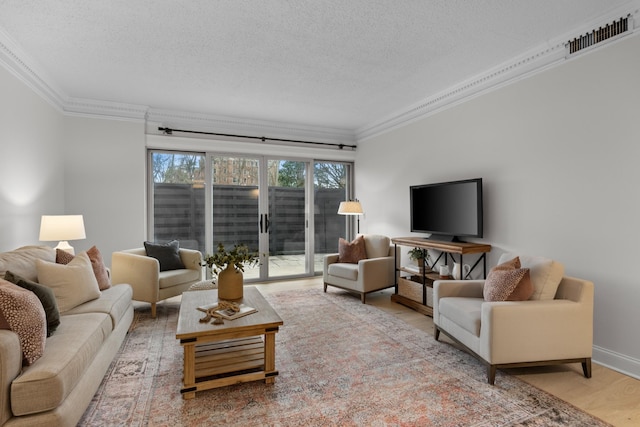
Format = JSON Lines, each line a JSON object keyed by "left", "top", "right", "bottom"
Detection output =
{"left": 439, "top": 265, "right": 450, "bottom": 278}
{"left": 202, "top": 243, "right": 258, "bottom": 301}
{"left": 452, "top": 262, "right": 471, "bottom": 280}
{"left": 408, "top": 247, "right": 432, "bottom": 273}
{"left": 337, "top": 200, "right": 364, "bottom": 233}
{"left": 39, "top": 215, "right": 86, "bottom": 255}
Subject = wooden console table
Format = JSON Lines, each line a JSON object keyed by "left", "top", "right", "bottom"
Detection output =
{"left": 391, "top": 237, "right": 491, "bottom": 316}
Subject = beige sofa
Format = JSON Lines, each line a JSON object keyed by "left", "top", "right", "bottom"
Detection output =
{"left": 433, "top": 253, "right": 594, "bottom": 384}
{"left": 323, "top": 234, "right": 396, "bottom": 303}
{"left": 0, "top": 246, "right": 133, "bottom": 426}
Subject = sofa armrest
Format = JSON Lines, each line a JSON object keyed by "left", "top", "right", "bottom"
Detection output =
{"left": 0, "top": 331, "right": 22, "bottom": 426}
{"left": 358, "top": 256, "right": 395, "bottom": 292}
{"left": 480, "top": 299, "right": 593, "bottom": 363}
{"left": 179, "top": 248, "right": 203, "bottom": 273}
{"left": 111, "top": 251, "right": 160, "bottom": 302}
{"left": 323, "top": 253, "right": 339, "bottom": 277}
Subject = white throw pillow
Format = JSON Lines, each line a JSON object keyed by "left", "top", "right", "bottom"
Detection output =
{"left": 36, "top": 252, "right": 101, "bottom": 313}
{"left": 498, "top": 253, "right": 564, "bottom": 300}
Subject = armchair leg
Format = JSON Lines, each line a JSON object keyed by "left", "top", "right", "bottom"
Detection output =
{"left": 361, "top": 293, "right": 366, "bottom": 304}
{"left": 488, "top": 365, "right": 497, "bottom": 385}
{"left": 582, "top": 358, "right": 592, "bottom": 378}
{"left": 434, "top": 326, "right": 440, "bottom": 341}
{"left": 323, "top": 282, "right": 328, "bottom": 293}
{"left": 151, "top": 302, "right": 157, "bottom": 318}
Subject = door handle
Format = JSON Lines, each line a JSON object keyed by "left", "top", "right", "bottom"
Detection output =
{"left": 259, "top": 214, "right": 264, "bottom": 233}
{"left": 264, "top": 213, "right": 270, "bottom": 233}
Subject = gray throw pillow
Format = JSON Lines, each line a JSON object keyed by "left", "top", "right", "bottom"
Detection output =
{"left": 144, "top": 240, "right": 185, "bottom": 271}
{"left": 3, "top": 270, "right": 61, "bottom": 337}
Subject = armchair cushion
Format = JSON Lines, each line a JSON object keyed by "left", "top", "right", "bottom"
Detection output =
{"left": 337, "top": 236, "right": 366, "bottom": 263}
{"left": 144, "top": 240, "right": 185, "bottom": 271}
{"left": 483, "top": 257, "right": 533, "bottom": 301}
{"left": 327, "top": 263, "right": 359, "bottom": 281}
{"left": 498, "top": 253, "right": 564, "bottom": 300}
{"left": 362, "top": 234, "right": 390, "bottom": 259}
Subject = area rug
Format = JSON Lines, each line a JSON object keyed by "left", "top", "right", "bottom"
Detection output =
{"left": 79, "top": 288, "right": 609, "bottom": 426}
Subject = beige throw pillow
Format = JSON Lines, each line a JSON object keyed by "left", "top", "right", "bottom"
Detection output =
{"left": 36, "top": 252, "right": 101, "bottom": 313}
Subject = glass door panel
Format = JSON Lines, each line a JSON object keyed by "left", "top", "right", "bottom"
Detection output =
{"left": 313, "top": 161, "right": 348, "bottom": 273}
{"left": 150, "top": 151, "right": 206, "bottom": 253}
{"left": 265, "top": 159, "right": 308, "bottom": 277}
{"left": 211, "top": 155, "right": 261, "bottom": 279}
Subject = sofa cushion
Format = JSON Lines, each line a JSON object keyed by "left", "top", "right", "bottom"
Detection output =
{"left": 87, "top": 246, "right": 111, "bottom": 290}
{"left": 438, "top": 297, "right": 483, "bottom": 337}
{"left": 498, "top": 253, "right": 564, "bottom": 300}
{"left": 63, "top": 284, "right": 132, "bottom": 330}
{"left": 3, "top": 271, "right": 60, "bottom": 337}
{"left": 337, "top": 236, "right": 367, "bottom": 263}
{"left": 361, "top": 234, "right": 390, "bottom": 259}
{"left": 144, "top": 240, "right": 185, "bottom": 271}
{"left": 10, "top": 312, "right": 112, "bottom": 416}
{"left": 0, "top": 246, "right": 55, "bottom": 282}
{"left": 36, "top": 252, "right": 101, "bottom": 313}
{"left": 56, "top": 246, "right": 112, "bottom": 291}
{"left": 55, "top": 249, "right": 75, "bottom": 265}
{"left": 483, "top": 257, "right": 533, "bottom": 302}
{"left": 327, "top": 263, "right": 359, "bottom": 281}
{"left": 0, "top": 280, "right": 47, "bottom": 365}
{"left": 158, "top": 268, "right": 202, "bottom": 289}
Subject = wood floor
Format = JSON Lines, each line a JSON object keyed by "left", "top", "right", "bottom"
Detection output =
{"left": 255, "top": 277, "right": 640, "bottom": 427}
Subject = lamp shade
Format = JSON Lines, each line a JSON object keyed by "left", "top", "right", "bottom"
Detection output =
{"left": 337, "top": 201, "right": 363, "bottom": 215}
{"left": 39, "top": 215, "right": 86, "bottom": 241}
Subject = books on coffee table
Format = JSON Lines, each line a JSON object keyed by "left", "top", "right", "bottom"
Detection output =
{"left": 197, "top": 303, "right": 257, "bottom": 320}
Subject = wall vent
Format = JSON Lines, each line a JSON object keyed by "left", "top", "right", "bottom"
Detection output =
{"left": 568, "top": 15, "right": 631, "bottom": 54}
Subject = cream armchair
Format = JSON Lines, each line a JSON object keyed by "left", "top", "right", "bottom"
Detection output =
{"left": 323, "top": 234, "right": 396, "bottom": 303}
{"left": 111, "top": 247, "right": 203, "bottom": 317}
{"left": 433, "top": 253, "right": 594, "bottom": 385}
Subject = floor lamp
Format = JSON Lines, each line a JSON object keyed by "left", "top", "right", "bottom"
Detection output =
{"left": 337, "top": 200, "right": 363, "bottom": 234}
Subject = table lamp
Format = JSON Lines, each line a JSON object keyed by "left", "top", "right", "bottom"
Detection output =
{"left": 337, "top": 200, "right": 363, "bottom": 233}
{"left": 39, "top": 215, "right": 86, "bottom": 255}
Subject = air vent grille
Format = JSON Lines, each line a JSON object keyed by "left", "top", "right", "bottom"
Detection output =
{"left": 568, "top": 15, "right": 631, "bottom": 54}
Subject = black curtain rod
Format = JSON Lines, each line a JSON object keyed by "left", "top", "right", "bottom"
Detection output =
{"left": 158, "top": 127, "right": 356, "bottom": 150}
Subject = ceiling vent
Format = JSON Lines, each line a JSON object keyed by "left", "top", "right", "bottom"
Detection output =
{"left": 568, "top": 15, "right": 632, "bottom": 55}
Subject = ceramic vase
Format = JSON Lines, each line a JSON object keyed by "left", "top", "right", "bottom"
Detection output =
{"left": 217, "top": 265, "right": 244, "bottom": 301}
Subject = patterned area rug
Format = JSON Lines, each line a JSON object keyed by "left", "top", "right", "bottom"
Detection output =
{"left": 79, "top": 288, "right": 609, "bottom": 426}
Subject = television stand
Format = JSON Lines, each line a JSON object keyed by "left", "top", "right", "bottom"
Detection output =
{"left": 391, "top": 237, "right": 491, "bottom": 316}
{"left": 425, "top": 234, "right": 464, "bottom": 243}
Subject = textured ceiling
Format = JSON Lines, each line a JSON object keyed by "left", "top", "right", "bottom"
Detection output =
{"left": 0, "top": 0, "right": 634, "bottom": 138}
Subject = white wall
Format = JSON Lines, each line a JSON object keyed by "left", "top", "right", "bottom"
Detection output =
{"left": 0, "top": 65, "right": 64, "bottom": 251}
{"left": 355, "top": 33, "right": 640, "bottom": 378}
{"left": 63, "top": 115, "right": 146, "bottom": 261}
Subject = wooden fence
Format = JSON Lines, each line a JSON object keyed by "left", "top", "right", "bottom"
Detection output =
{"left": 153, "top": 184, "right": 345, "bottom": 255}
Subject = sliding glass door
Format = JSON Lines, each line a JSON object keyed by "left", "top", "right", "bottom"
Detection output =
{"left": 150, "top": 150, "right": 352, "bottom": 281}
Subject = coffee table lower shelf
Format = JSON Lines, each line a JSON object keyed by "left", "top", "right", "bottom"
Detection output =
{"left": 180, "top": 336, "right": 278, "bottom": 398}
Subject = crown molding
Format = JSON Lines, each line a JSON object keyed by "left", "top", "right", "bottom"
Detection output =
{"left": 3, "top": 1, "right": 639, "bottom": 145}
{"left": 357, "top": 1, "right": 640, "bottom": 141}
{"left": 0, "top": 27, "right": 66, "bottom": 111}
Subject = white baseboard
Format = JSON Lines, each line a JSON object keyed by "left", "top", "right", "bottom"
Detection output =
{"left": 593, "top": 345, "right": 640, "bottom": 380}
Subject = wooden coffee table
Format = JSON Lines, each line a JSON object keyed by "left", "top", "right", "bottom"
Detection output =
{"left": 176, "top": 286, "right": 283, "bottom": 399}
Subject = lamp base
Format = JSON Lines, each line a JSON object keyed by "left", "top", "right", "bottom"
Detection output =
{"left": 54, "top": 241, "right": 75, "bottom": 255}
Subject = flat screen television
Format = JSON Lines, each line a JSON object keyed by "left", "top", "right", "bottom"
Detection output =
{"left": 410, "top": 178, "right": 483, "bottom": 242}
